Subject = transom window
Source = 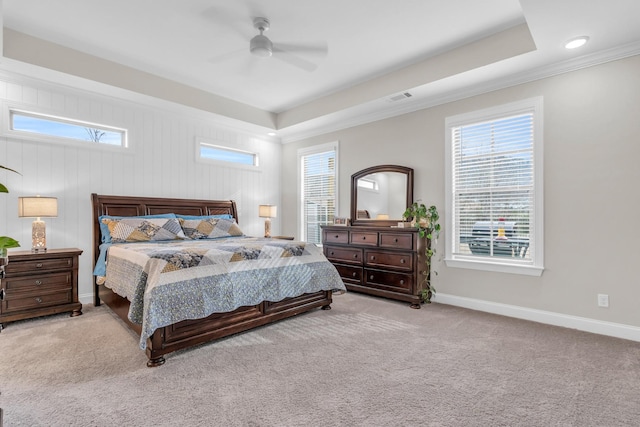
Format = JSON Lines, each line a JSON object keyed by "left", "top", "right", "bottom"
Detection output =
{"left": 10, "top": 110, "right": 126, "bottom": 146}
{"left": 198, "top": 142, "right": 258, "bottom": 166}
{"left": 445, "top": 97, "right": 544, "bottom": 276}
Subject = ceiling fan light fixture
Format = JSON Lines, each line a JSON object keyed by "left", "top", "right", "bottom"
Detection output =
{"left": 250, "top": 34, "right": 273, "bottom": 57}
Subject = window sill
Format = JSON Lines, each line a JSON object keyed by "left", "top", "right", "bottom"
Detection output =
{"left": 445, "top": 258, "right": 544, "bottom": 277}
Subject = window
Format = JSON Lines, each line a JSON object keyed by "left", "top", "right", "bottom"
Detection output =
{"left": 357, "top": 178, "right": 379, "bottom": 191}
{"left": 298, "top": 142, "right": 338, "bottom": 244}
{"left": 198, "top": 142, "right": 258, "bottom": 166}
{"left": 445, "top": 97, "right": 543, "bottom": 276}
{"left": 10, "top": 110, "right": 126, "bottom": 147}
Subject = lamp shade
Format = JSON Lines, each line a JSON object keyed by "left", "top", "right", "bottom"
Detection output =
{"left": 259, "top": 204, "right": 277, "bottom": 218}
{"left": 18, "top": 196, "right": 58, "bottom": 218}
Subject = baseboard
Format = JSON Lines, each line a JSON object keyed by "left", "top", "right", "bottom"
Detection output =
{"left": 434, "top": 293, "right": 640, "bottom": 342}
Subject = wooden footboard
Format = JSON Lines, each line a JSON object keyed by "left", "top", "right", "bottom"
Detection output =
{"left": 98, "top": 283, "right": 332, "bottom": 367}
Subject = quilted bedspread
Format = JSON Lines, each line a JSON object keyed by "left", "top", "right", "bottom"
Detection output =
{"left": 103, "top": 237, "right": 346, "bottom": 349}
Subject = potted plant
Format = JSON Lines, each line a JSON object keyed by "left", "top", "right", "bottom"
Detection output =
{"left": 403, "top": 202, "right": 440, "bottom": 303}
{"left": 0, "top": 165, "right": 21, "bottom": 265}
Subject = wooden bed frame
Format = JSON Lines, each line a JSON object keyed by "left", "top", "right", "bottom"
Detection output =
{"left": 91, "top": 193, "right": 333, "bottom": 367}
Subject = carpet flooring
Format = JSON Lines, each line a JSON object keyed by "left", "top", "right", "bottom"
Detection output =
{"left": 1, "top": 292, "right": 639, "bottom": 426}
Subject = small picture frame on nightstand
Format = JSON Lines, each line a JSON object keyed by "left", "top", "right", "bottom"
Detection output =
{"left": 333, "top": 217, "right": 349, "bottom": 226}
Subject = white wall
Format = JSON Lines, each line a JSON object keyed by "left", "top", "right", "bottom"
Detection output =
{"left": 0, "top": 70, "right": 282, "bottom": 303}
{"left": 281, "top": 54, "right": 640, "bottom": 336}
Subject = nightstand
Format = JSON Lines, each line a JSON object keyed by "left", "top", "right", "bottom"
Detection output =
{"left": 0, "top": 248, "right": 83, "bottom": 331}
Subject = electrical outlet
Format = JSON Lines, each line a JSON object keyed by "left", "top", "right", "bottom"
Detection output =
{"left": 597, "top": 294, "right": 609, "bottom": 308}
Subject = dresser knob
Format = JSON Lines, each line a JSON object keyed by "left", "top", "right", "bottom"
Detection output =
{"left": 400, "top": 280, "right": 405, "bottom": 285}
{"left": 352, "top": 272, "right": 357, "bottom": 278}
{"left": 362, "top": 236, "right": 366, "bottom": 240}
{"left": 370, "top": 256, "right": 375, "bottom": 261}
{"left": 330, "top": 251, "right": 334, "bottom": 256}
{"left": 36, "top": 263, "right": 43, "bottom": 268}
{"left": 353, "top": 254, "right": 358, "bottom": 259}
{"left": 35, "top": 297, "right": 43, "bottom": 304}
{"left": 334, "top": 235, "right": 339, "bottom": 239}
{"left": 35, "top": 280, "right": 43, "bottom": 285}
{"left": 400, "top": 259, "right": 405, "bottom": 264}
{"left": 394, "top": 238, "right": 398, "bottom": 242}
{"left": 369, "top": 275, "right": 374, "bottom": 280}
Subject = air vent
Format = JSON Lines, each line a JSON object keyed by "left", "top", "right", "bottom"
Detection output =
{"left": 387, "top": 92, "right": 413, "bottom": 102}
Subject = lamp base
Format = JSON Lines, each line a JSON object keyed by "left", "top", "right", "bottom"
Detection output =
{"left": 31, "top": 219, "right": 48, "bottom": 253}
{"left": 264, "top": 218, "right": 272, "bottom": 238}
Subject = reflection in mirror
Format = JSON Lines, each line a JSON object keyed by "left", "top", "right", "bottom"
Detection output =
{"left": 351, "top": 165, "right": 413, "bottom": 227}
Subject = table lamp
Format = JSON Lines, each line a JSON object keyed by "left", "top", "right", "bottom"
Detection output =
{"left": 258, "top": 204, "right": 277, "bottom": 238}
{"left": 18, "top": 196, "right": 58, "bottom": 252}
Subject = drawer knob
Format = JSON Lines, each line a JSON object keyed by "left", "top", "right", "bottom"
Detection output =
{"left": 35, "top": 297, "right": 43, "bottom": 304}
{"left": 35, "top": 280, "right": 43, "bottom": 285}
{"left": 352, "top": 272, "right": 357, "bottom": 278}
{"left": 362, "top": 236, "right": 366, "bottom": 240}
{"left": 370, "top": 256, "right": 375, "bottom": 261}
{"left": 353, "top": 254, "right": 358, "bottom": 259}
{"left": 36, "top": 263, "right": 43, "bottom": 268}
{"left": 400, "top": 280, "right": 405, "bottom": 285}
{"left": 330, "top": 251, "right": 334, "bottom": 256}
{"left": 334, "top": 235, "right": 339, "bottom": 239}
{"left": 400, "top": 259, "right": 405, "bottom": 264}
{"left": 369, "top": 274, "right": 374, "bottom": 280}
{"left": 394, "top": 238, "right": 398, "bottom": 242}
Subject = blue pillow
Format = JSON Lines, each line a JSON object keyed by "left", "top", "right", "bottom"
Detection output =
{"left": 98, "top": 213, "right": 177, "bottom": 243}
{"left": 175, "top": 214, "right": 233, "bottom": 220}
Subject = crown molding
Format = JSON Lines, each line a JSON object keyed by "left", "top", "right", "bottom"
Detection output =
{"left": 279, "top": 40, "right": 640, "bottom": 144}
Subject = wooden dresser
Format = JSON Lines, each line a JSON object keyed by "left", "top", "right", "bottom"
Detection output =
{"left": 322, "top": 225, "right": 427, "bottom": 308}
{"left": 0, "top": 248, "right": 83, "bottom": 330}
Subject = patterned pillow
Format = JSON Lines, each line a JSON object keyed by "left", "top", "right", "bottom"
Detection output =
{"left": 102, "top": 217, "right": 187, "bottom": 243}
{"left": 179, "top": 217, "right": 244, "bottom": 240}
{"left": 99, "top": 214, "right": 177, "bottom": 243}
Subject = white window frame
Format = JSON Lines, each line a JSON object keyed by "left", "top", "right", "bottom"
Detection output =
{"left": 4, "top": 106, "right": 128, "bottom": 150}
{"left": 196, "top": 137, "right": 260, "bottom": 170}
{"left": 297, "top": 141, "right": 339, "bottom": 244}
{"left": 444, "top": 97, "right": 544, "bottom": 276}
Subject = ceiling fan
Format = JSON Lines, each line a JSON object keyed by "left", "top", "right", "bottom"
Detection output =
{"left": 212, "top": 16, "right": 328, "bottom": 72}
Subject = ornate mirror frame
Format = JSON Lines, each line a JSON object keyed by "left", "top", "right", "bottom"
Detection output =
{"left": 350, "top": 165, "right": 414, "bottom": 227}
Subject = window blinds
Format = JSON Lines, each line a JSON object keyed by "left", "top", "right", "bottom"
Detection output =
{"left": 452, "top": 112, "right": 534, "bottom": 260}
{"left": 301, "top": 149, "right": 336, "bottom": 244}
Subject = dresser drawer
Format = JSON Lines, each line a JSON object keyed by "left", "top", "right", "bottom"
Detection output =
{"left": 349, "top": 231, "right": 378, "bottom": 246}
{"left": 323, "top": 229, "right": 349, "bottom": 244}
{"left": 364, "top": 269, "right": 413, "bottom": 293}
{"left": 333, "top": 264, "right": 362, "bottom": 284}
{"left": 379, "top": 232, "right": 414, "bottom": 250}
{"left": 324, "top": 246, "right": 363, "bottom": 264}
{"left": 5, "top": 257, "right": 74, "bottom": 274}
{"left": 3, "top": 272, "right": 72, "bottom": 294}
{"left": 364, "top": 250, "right": 414, "bottom": 271}
{"left": 2, "top": 289, "right": 73, "bottom": 313}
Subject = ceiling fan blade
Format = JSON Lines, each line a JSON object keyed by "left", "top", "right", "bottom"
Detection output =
{"left": 272, "top": 46, "right": 320, "bottom": 72}
{"left": 276, "top": 42, "right": 328, "bottom": 56}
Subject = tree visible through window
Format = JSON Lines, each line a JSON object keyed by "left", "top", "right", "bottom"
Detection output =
{"left": 299, "top": 143, "right": 337, "bottom": 244}
{"left": 445, "top": 97, "right": 543, "bottom": 275}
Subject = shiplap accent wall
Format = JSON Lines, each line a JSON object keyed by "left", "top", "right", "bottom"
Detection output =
{"left": 0, "top": 70, "right": 281, "bottom": 303}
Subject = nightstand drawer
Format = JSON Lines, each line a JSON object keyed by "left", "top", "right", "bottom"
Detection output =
{"left": 5, "top": 257, "right": 73, "bottom": 274}
{"left": 324, "top": 246, "right": 363, "bottom": 264}
{"left": 2, "top": 289, "right": 73, "bottom": 313}
{"left": 379, "top": 232, "right": 414, "bottom": 250}
{"left": 364, "top": 250, "right": 413, "bottom": 271}
{"left": 3, "top": 272, "right": 72, "bottom": 294}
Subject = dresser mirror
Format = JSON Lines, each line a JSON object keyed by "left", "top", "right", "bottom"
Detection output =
{"left": 350, "top": 165, "right": 414, "bottom": 227}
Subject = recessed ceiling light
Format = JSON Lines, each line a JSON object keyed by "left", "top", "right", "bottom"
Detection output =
{"left": 565, "top": 36, "right": 589, "bottom": 49}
